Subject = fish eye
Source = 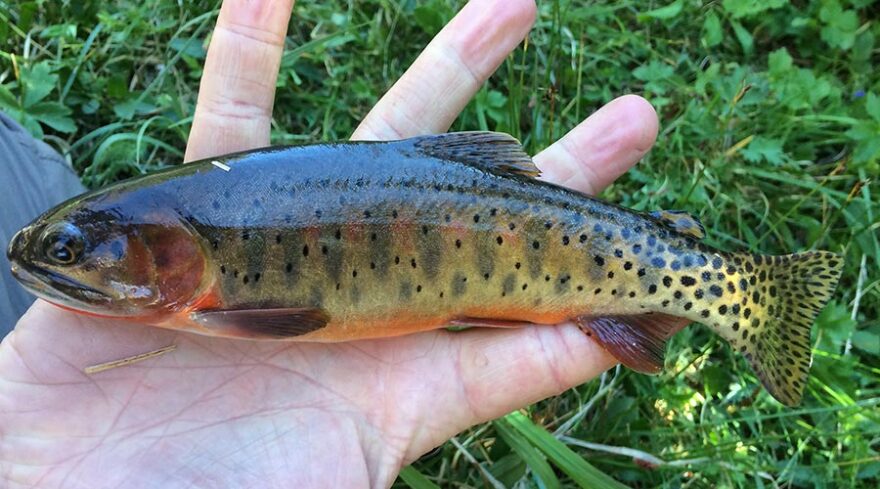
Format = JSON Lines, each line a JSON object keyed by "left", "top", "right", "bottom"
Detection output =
{"left": 41, "top": 223, "right": 85, "bottom": 266}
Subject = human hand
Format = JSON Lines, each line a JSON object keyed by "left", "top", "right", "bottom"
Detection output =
{"left": 0, "top": 1, "right": 661, "bottom": 487}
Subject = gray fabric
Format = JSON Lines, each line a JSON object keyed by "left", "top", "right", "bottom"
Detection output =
{"left": 0, "top": 112, "right": 86, "bottom": 336}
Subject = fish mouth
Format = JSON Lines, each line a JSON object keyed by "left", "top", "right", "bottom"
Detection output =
{"left": 10, "top": 263, "right": 112, "bottom": 304}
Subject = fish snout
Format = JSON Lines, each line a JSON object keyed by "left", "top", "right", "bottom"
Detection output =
{"left": 7, "top": 227, "right": 25, "bottom": 264}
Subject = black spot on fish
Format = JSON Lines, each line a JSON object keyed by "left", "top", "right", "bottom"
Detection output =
{"left": 580, "top": 234, "right": 588, "bottom": 243}
{"left": 254, "top": 273, "right": 261, "bottom": 283}
{"left": 648, "top": 284, "right": 657, "bottom": 294}
{"left": 710, "top": 285, "right": 723, "bottom": 297}
{"left": 220, "top": 265, "right": 226, "bottom": 274}
{"left": 242, "top": 231, "right": 250, "bottom": 241}
{"left": 497, "top": 236, "right": 504, "bottom": 245}
{"left": 594, "top": 255, "right": 605, "bottom": 266}
{"left": 532, "top": 241, "right": 540, "bottom": 250}
{"left": 638, "top": 268, "right": 646, "bottom": 277}
{"left": 680, "top": 276, "right": 696, "bottom": 287}
{"left": 455, "top": 239, "right": 462, "bottom": 249}
{"left": 607, "top": 271, "right": 615, "bottom": 279}
{"left": 562, "top": 236, "right": 570, "bottom": 245}
{"left": 411, "top": 258, "right": 417, "bottom": 269}
{"left": 335, "top": 229, "right": 342, "bottom": 240}
{"left": 509, "top": 222, "right": 516, "bottom": 230}
{"left": 392, "top": 210, "right": 398, "bottom": 218}
{"left": 473, "top": 214, "right": 480, "bottom": 223}
{"left": 624, "top": 261, "right": 633, "bottom": 271}
{"left": 662, "top": 276, "right": 673, "bottom": 287}
{"left": 701, "top": 309, "right": 710, "bottom": 318}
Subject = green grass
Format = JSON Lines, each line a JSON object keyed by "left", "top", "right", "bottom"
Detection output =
{"left": 2, "top": 0, "right": 878, "bottom": 487}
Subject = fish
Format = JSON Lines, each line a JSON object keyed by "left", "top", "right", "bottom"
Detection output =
{"left": 6, "top": 132, "right": 843, "bottom": 406}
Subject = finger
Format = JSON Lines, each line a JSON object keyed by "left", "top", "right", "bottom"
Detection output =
{"left": 184, "top": 0, "right": 294, "bottom": 162}
{"left": 351, "top": 0, "right": 536, "bottom": 141}
{"left": 535, "top": 94, "right": 659, "bottom": 195}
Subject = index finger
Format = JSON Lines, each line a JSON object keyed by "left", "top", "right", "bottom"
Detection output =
{"left": 184, "top": 0, "right": 294, "bottom": 162}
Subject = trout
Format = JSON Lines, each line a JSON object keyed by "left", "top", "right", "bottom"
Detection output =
{"left": 7, "top": 132, "right": 842, "bottom": 406}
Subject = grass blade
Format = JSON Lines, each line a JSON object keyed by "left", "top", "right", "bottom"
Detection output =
{"left": 504, "top": 411, "right": 630, "bottom": 489}
{"left": 494, "top": 418, "right": 561, "bottom": 489}
{"left": 398, "top": 465, "right": 441, "bottom": 489}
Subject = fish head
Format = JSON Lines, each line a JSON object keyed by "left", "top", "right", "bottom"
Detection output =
{"left": 7, "top": 191, "right": 207, "bottom": 320}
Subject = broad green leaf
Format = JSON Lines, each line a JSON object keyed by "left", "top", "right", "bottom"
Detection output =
{"left": 767, "top": 48, "right": 792, "bottom": 76}
{"left": 494, "top": 418, "right": 561, "bottom": 489}
{"left": 28, "top": 101, "right": 76, "bottom": 133}
{"left": 740, "top": 137, "right": 786, "bottom": 165}
{"left": 722, "top": 0, "right": 786, "bottom": 18}
{"left": 819, "top": 0, "right": 859, "bottom": 50}
{"left": 398, "top": 466, "right": 441, "bottom": 489}
{"left": 729, "top": 20, "right": 753, "bottom": 55}
{"left": 504, "top": 411, "right": 628, "bottom": 489}
{"left": 865, "top": 93, "right": 880, "bottom": 122}
{"left": 637, "top": 1, "right": 682, "bottom": 21}
{"left": 40, "top": 23, "right": 77, "bottom": 39}
{"left": 851, "top": 330, "right": 880, "bottom": 355}
{"left": 21, "top": 61, "right": 58, "bottom": 107}
{"left": 702, "top": 12, "right": 723, "bottom": 47}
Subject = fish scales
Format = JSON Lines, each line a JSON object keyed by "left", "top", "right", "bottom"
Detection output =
{"left": 7, "top": 132, "right": 843, "bottom": 406}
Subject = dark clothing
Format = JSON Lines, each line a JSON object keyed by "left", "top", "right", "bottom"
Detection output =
{"left": 0, "top": 113, "right": 85, "bottom": 335}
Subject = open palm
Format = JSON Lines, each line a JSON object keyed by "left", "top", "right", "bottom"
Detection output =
{"left": 0, "top": 1, "right": 662, "bottom": 488}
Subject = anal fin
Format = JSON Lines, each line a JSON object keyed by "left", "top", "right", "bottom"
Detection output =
{"left": 574, "top": 314, "right": 686, "bottom": 374}
{"left": 192, "top": 307, "right": 329, "bottom": 339}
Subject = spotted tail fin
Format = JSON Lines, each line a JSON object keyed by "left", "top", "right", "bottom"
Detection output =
{"left": 721, "top": 251, "right": 843, "bottom": 406}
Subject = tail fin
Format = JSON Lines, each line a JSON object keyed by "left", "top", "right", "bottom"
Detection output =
{"left": 725, "top": 250, "right": 843, "bottom": 406}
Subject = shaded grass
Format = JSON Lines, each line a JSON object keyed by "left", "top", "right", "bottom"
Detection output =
{"left": 1, "top": 0, "right": 878, "bottom": 487}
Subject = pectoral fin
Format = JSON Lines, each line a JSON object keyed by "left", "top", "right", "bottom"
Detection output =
{"left": 192, "top": 307, "right": 329, "bottom": 339}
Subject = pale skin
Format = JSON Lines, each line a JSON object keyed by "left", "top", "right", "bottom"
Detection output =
{"left": 0, "top": 1, "right": 675, "bottom": 487}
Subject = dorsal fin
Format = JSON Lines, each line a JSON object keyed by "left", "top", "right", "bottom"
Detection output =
{"left": 649, "top": 210, "right": 705, "bottom": 239}
{"left": 412, "top": 132, "right": 540, "bottom": 178}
